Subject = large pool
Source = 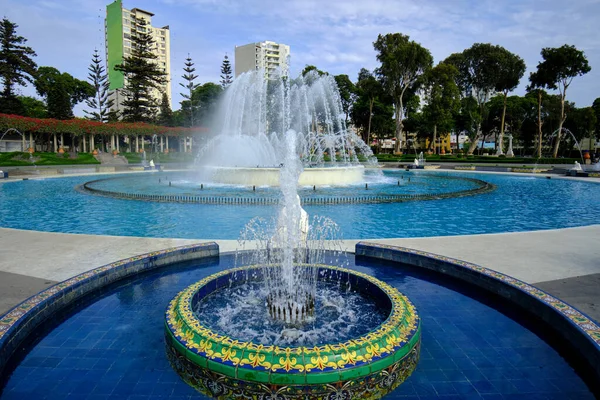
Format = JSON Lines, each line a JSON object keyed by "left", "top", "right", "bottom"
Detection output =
{"left": 0, "top": 253, "right": 593, "bottom": 399}
{"left": 1, "top": 170, "right": 599, "bottom": 239}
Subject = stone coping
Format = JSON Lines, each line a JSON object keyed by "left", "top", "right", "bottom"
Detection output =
{"left": 0, "top": 242, "right": 219, "bottom": 377}
{"left": 165, "top": 264, "right": 420, "bottom": 384}
{"left": 355, "top": 242, "right": 600, "bottom": 386}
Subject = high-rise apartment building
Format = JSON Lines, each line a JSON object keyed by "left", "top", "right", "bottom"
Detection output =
{"left": 235, "top": 41, "right": 290, "bottom": 80}
{"left": 105, "top": 0, "right": 171, "bottom": 115}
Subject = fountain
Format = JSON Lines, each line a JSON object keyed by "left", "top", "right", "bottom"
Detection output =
{"left": 195, "top": 70, "right": 375, "bottom": 186}
{"left": 165, "top": 71, "right": 420, "bottom": 398}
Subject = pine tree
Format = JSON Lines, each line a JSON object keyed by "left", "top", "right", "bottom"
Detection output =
{"left": 84, "top": 49, "right": 116, "bottom": 122}
{"left": 114, "top": 18, "right": 167, "bottom": 122}
{"left": 220, "top": 54, "right": 233, "bottom": 89}
{"left": 0, "top": 18, "right": 37, "bottom": 114}
{"left": 158, "top": 92, "right": 173, "bottom": 126}
{"left": 179, "top": 54, "right": 199, "bottom": 127}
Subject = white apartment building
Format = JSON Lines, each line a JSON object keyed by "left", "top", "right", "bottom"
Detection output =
{"left": 105, "top": 0, "right": 171, "bottom": 116}
{"left": 234, "top": 41, "right": 290, "bottom": 80}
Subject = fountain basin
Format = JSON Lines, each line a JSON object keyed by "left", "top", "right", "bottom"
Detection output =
{"left": 205, "top": 165, "right": 365, "bottom": 186}
{"left": 165, "top": 264, "right": 420, "bottom": 399}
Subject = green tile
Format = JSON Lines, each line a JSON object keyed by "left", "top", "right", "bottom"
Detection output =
{"left": 368, "top": 354, "right": 395, "bottom": 374}
{"left": 339, "top": 364, "right": 371, "bottom": 381}
{"left": 236, "top": 367, "right": 271, "bottom": 383}
{"left": 186, "top": 348, "right": 208, "bottom": 368}
{"left": 207, "top": 359, "right": 237, "bottom": 379}
{"left": 269, "top": 371, "right": 306, "bottom": 385}
{"left": 305, "top": 370, "right": 341, "bottom": 385}
{"left": 239, "top": 347, "right": 275, "bottom": 371}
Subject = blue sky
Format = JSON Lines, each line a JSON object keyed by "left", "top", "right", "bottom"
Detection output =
{"left": 2, "top": 0, "right": 599, "bottom": 115}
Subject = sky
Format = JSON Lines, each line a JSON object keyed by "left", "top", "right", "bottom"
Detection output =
{"left": 2, "top": 0, "right": 600, "bottom": 116}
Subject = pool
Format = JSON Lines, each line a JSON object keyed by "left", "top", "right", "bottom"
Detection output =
{"left": 1, "top": 170, "right": 599, "bottom": 239}
{"left": 0, "top": 252, "right": 593, "bottom": 399}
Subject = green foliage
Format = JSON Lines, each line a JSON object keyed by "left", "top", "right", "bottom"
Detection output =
{"left": 531, "top": 44, "right": 591, "bottom": 157}
{"left": 18, "top": 96, "right": 47, "bottom": 118}
{"left": 122, "top": 151, "right": 195, "bottom": 164}
{"left": 220, "top": 54, "right": 233, "bottom": 89}
{"left": 302, "top": 65, "right": 327, "bottom": 77}
{"left": 351, "top": 68, "right": 393, "bottom": 143}
{"left": 334, "top": 74, "right": 356, "bottom": 123}
{"left": 422, "top": 63, "right": 461, "bottom": 145}
{"left": 157, "top": 92, "right": 173, "bottom": 127}
{"left": 187, "top": 82, "right": 222, "bottom": 126}
{"left": 84, "top": 50, "right": 116, "bottom": 122}
{"left": 114, "top": 18, "right": 167, "bottom": 122}
{"left": 179, "top": 54, "right": 200, "bottom": 127}
{"left": 34, "top": 66, "right": 94, "bottom": 120}
{"left": 374, "top": 33, "right": 433, "bottom": 151}
{"left": 0, "top": 18, "right": 37, "bottom": 104}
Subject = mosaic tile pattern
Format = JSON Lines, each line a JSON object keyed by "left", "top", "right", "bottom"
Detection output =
{"left": 165, "top": 264, "right": 421, "bottom": 398}
{"left": 0, "top": 252, "right": 593, "bottom": 399}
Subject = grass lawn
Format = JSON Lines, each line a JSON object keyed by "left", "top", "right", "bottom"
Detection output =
{"left": 0, "top": 152, "right": 100, "bottom": 167}
{"left": 122, "top": 152, "right": 196, "bottom": 164}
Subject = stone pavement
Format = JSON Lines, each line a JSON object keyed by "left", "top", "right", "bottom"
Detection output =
{"left": 1, "top": 225, "right": 599, "bottom": 321}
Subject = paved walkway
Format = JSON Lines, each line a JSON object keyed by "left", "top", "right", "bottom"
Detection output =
{"left": 1, "top": 225, "right": 599, "bottom": 320}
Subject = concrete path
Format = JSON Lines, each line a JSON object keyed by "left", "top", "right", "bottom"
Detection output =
{"left": 1, "top": 225, "right": 599, "bottom": 319}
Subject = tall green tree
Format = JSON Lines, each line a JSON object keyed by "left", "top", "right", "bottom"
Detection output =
{"left": 592, "top": 97, "right": 600, "bottom": 149}
{"left": 564, "top": 106, "right": 596, "bottom": 154}
{"left": 373, "top": 33, "right": 433, "bottom": 153}
{"left": 158, "top": 92, "right": 173, "bottom": 126}
{"left": 302, "top": 65, "right": 326, "bottom": 77}
{"left": 422, "top": 63, "right": 461, "bottom": 154}
{"left": 494, "top": 49, "right": 526, "bottom": 155}
{"left": 34, "top": 66, "right": 94, "bottom": 120}
{"left": 84, "top": 49, "right": 116, "bottom": 122}
{"left": 334, "top": 74, "right": 356, "bottom": 124}
{"left": 533, "top": 45, "right": 591, "bottom": 158}
{"left": 443, "top": 44, "right": 505, "bottom": 154}
{"left": 220, "top": 54, "right": 233, "bottom": 89}
{"left": 352, "top": 69, "right": 393, "bottom": 145}
{"left": 0, "top": 18, "right": 37, "bottom": 115}
{"left": 114, "top": 18, "right": 167, "bottom": 122}
{"left": 179, "top": 54, "right": 199, "bottom": 127}
{"left": 527, "top": 72, "right": 549, "bottom": 158}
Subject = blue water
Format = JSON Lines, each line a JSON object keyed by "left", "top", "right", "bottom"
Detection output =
{"left": 1, "top": 171, "right": 599, "bottom": 239}
{"left": 0, "top": 254, "right": 592, "bottom": 399}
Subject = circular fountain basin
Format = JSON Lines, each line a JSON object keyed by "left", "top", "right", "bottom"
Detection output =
{"left": 205, "top": 165, "right": 365, "bottom": 186}
{"left": 165, "top": 264, "right": 421, "bottom": 399}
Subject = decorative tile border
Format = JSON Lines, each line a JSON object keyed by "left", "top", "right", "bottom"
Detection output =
{"left": 0, "top": 242, "right": 219, "bottom": 377}
{"left": 355, "top": 242, "right": 600, "bottom": 382}
{"left": 165, "top": 264, "right": 421, "bottom": 397}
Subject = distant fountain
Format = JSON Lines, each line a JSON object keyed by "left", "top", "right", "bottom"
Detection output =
{"left": 551, "top": 128, "right": 584, "bottom": 164}
{"left": 196, "top": 70, "right": 375, "bottom": 186}
{"left": 414, "top": 152, "right": 424, "bottom": 167}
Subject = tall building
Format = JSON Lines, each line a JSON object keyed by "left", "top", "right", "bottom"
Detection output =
{"left": 105, "top": 0, "right": 171, "bottom": 116}
{"left": 235, "top": 41, "right": 290, "bottom": 80}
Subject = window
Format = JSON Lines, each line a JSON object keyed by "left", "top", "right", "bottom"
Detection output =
{"left": 124, "top": 40, "right": 131, "bottom": 47}
{"left": 123, "top": 26, "right": 130, "bottom": 33}
{"left": 161, "top": 50, "right": 165, "bottom": 54}
{"left": 161, "top": 37, "right": 165, "bottom": 42}
{"left": 161, "top": 43, "right": 165, "bottom": 48}
{"left": 161, "top": 31, "right": 165, "bottom": 35}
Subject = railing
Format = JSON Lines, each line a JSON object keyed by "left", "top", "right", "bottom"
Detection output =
{"left": 78, "top": 177, "right": 496, "bottom": 205}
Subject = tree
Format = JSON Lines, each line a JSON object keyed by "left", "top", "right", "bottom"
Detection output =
{"left": 352, "top": 69, "right": 393, "bottom": 145}
{"left": 191, "top": 82, "right": 222, "bottom": 125}
{"left": 527, "top": 72, "right": 549, "bottom": 158}
{"left": 564, "top": 107, "right": 596, "bottom": 155}
{"left": 84, "top": 50, "right": 116, "bottom": 122}
{"left": 443, "top": 44, "right": 505, "bottom": 154}
{"left": 302, "top": 65, "right": 326, "bottom": 77}
{"left": 114, "top": 18, "right": 167, "bottom": 122}
{"left": 0, "top": 18, "right": 37, "bottom": 115}
{"left": 494, "top": 49, "right": 526, "bottom": 155}
{"left": 334, "top": 74, "right": 356, "bottom": 124}
{"left": 533, "top": 45, "right": 591, "bottom": 158}
{"left": 220, "top": 54, "right": 233, "bottom": 89}
{"left": 34, "top": 66, "right": 94, "bottom": 120}
{"left": 179, "top": 54, "right": 199, "bottom": 127}
{"left": 422, "top": 63, "right": 461, "bottom": 154}
{"left": 592, "top": 97, "right": 600, "bottom": 149}
{"left": 18, "top": 95, "right": 46, "bottom": 118}
{"left": 157, "top": 92, "right": 173, "bottom": 126}
{"left": 373, "top": 33, "right": 433, "bottom": 153}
